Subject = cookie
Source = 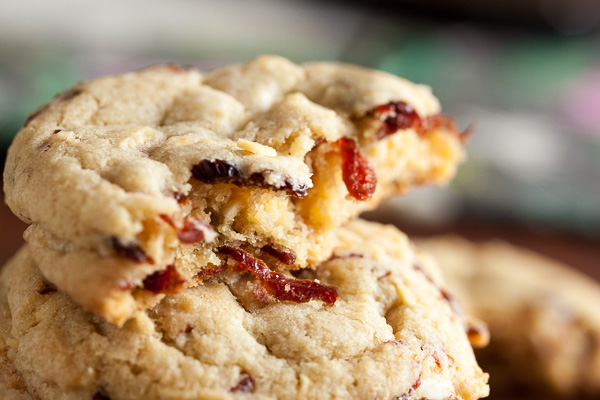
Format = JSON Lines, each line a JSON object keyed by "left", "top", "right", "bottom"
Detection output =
{"left": 0, "top": 220, "right": 488, "bottom": 400}
{"left": 417, "top": 236, "right": 600, "bottom": 398}
{"left": 4, "top": 56, "right": 466, "bottom": 324}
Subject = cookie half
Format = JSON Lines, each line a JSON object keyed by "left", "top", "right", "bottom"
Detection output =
{"left": 417, "top": 236, "right": 600, "bottom": 398}
{"left": 4, "top": 56, "right": 466, "bottom": 324}
{"left": 0, "top": 220, "right": 488, "bottom": 400}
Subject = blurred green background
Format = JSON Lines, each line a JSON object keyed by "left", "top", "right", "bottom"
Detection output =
{"left": 1, "top": 0, "right": 600, "bottom": 236}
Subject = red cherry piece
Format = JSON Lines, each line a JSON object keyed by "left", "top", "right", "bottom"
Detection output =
{"left": 142, "top": 265, "right": 186, "bottom": 294}
{"left": 338, "top": 138, "right": 377, "bottom": 201}
{"left": 261, "top": 245, "right": 297, "bottom": 265}
{"left": 368, "top": 101, "right": 422, "bottom": 139}
{"left": 218, "top": 247, "right": 337, "bottom": 305}
{"left": 160, "top": 214, "right": 213, "bottom": 244}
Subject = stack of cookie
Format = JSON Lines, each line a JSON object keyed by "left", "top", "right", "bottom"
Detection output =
{"left": 0, "top": 56, "right": 489, "bottom": 399}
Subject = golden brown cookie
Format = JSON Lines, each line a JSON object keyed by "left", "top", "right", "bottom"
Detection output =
{"left": 4, "top": 56, "right": 465, "bottom": 324}
{"left": 0, "top": 221, "right": 488, "bottom": 400}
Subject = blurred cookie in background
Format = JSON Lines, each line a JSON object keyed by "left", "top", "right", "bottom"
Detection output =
{"left": 417, "top": 235, "right": 600, "bottom": 399}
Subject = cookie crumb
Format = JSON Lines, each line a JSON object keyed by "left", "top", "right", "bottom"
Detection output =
{"left": 237, "top": 139, "right": 277, "bottom": 157}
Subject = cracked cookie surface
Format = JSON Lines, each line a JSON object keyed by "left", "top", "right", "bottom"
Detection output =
{"left": 4, "top": 56, "right": 465, "bottom": 324}
{"left": 0, "top": 220, "right": 488, "bottom": 400}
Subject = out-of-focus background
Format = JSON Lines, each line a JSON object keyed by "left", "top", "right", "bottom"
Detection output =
{"left": 0, "top": 1, "right": 599, "bottom": 398}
